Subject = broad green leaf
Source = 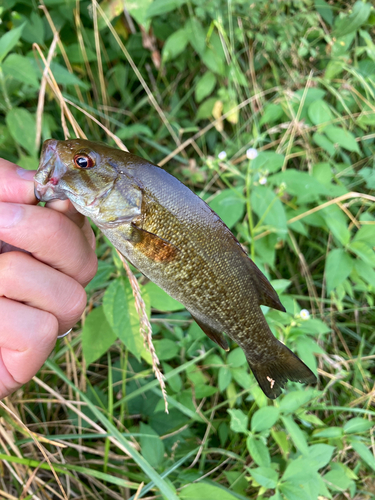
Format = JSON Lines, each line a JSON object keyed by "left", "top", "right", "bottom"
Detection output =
{"left": 314, "top": 427, "right": 343, "bottom": 438}
{"left": 82, "top": 307, "right": 117, "bottom": 366}
{"left": 313, "top": 132, "right": 336, "bottom": 156}
{"left": 314, "top": 0, "right": 333, "bottom": 25}
{"left": 144, "top": 281, "right": 184, "bottom": 311}
{"left": 103, "top": 278, "right": 151, "bottom": 362}
{"left": 325, "top": 248, "right": 354, "bottom": 294}
{"left": 308, "top": 99, "right": 333, "bottom": 125}
{"left": 219, "top": 366, "right": 232, "bottom": 391}
{"left": 269, "top": 169, "right": 330, "bottom": 203}
{"left": 116, "top": 124, "right": 153, "bottom": 140}
{"left": 348, "top": 241, "right": 375, "bottom": 266}
{"left": 344, "top": 418, "right": 373, "bottom": 434}
{"left": 196, "top": 97, "right": 216, "bottom": 120}
{"left": 162, "top": 28, "right": 189, "bottom": 61}
{"left": 228, "top": 408, "right": 248, "bottom": 433}
{"left": 334, "top": 1, "right": 371, "bottom": 37}
{"left": 231, "top": 367, "right": 253, "bottom": 389}
{"left": 146, "top": 0, "right": 187, "bottom": 18}
{"left": 279, "top": 479, "right": 318, "bottom": 500}
{"left": 252, "top": 151, "right": 284, "bottom": 173}
{"left": 281, "top": 416, "right": 309, "bottom": 455}
{"left": 359, "top": 167, "right": 375, "bottom": 189}
{"left": 354, "top": 260, "right": 375, "bottom": 288}
{"left": 251, "top": 186, "right": 287, "bottom": 235}
{"left": 248, "top": 466, "right": 278, "bottom": 489}
{"left": 6, "top": 108, "right": 36, "bottom": 156}
{"left": 195, "top": 72, "right": 216, "bottom": 103}
{"left": 209, "top": 189, "right": 245, "bottom": 229}
{"left": 153, "top": 338, "right": 179, "bottom": 361}
{"left": 297, "top": 318, "right": 330, "bottom": 335}
{"left": 21, "top": 11, "right": 45, "bottom": 45}
{"left": 352, "top": 225, "right": 375, "bottom": 247}
{"left": 247, "top": 435, "right": 271, "bottom": 467}
{"left": 308, "top": 444, "right": 335, "bottom": 469}
{"left": 85, "top": 261, "right": 115, "bottom": 292}
{"left": 140, "top": 423, "right": 165, "bottom": 468}
{"left": 251, "top": 406, "right": 280, "bottom": 433}
{"left": 49, "top": 62, "right": 90, "bottom": 89}
{"left": 185, "top": 18, "right": 206, "bottom": 55}
{"left": 324, "top": 126, "right": 360, "bottom": 154}
{"left": 350, "top": 439, "right": 375, "bottom": 471}
{"left": 324, "top": 468, "right": 353, "bottom": 491}
{"left": 0, "top": 22, "right": 25, "bottom": 63}
{"left": 260, "top": 103, "right": 283, "bottom": 126}
{"left": 180, "top": 483, "right": 238, "bottom": 500}
{"left": 279, "top": 389, "right": 316, "bottom": 414}
{"left": 124, "top": 0, "right": 153, "bottom": 29}
{"left": 227, "top": 348, "right": 247, "bottom": 367}
{"left": 2, "top": 54, "right": 39, "bottom": 88}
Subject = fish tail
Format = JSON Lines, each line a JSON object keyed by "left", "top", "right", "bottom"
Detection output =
{"left": 247, "top": 340, "right": 317, "bottom": 399}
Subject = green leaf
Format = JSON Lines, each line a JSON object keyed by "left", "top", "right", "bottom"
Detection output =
{"left": 227, "top": 348, "right": 247, "bottom": 367}
{"left": 324, "top": 126, "right": 360, "bottom": 154}
{"left": 334, "top": 1, "right": 371, "bottom": 37}
{"left": 251, "top": 406, "right": 280, "bottom": 433}
{"left": 49, "top": 62, "right": 89, "bottom": 89}
{"left": 251, "top": 186, "right": 287, "bottom": 235}
{"left": 162, "top": 28, "right": 189, "bottom": 61}
{"left": 140, "top": 423, "right": 165, "bottom": 468}
{"left": 279, "top": 479, "right": 318, "bottom": 500}
{"left": 259, "top": 103, "right": 283, "bottom": 126}
{"left": 354, "top": 260, "right": 375, "bottom": 288}
{"left": 209, "top": 189, "right": 245, "bottom": 229}
{"left": 185, "top": 18, "right": 206, "bottom": 55}
{"left": 308, "top": 100, "right": 333, "bottom": 125}
{"left": 248, "top": 466, "right": 279, "bottom": 489}
{"left": 116, "top": 124, "right": 153, "bottom": 140}
{"left": 314, "top": 0, "right": 333, "bottom": 25}
{"left": 82, "top": 307, "right": 117, "bottom": 366}
{"left": 196, "top": 97, "right": 216, "bottom": 120}
{"left": 308, "top": 444, "right": 335, "bottom": 469}
{"left": 324, "top": 468, "right": 353, "bottom": 491}
{"left": 153, "top": 338, "right": 179, "bottom": 361}
{"left": 252, "top": 152, "right": 284, "bottom": 173}
{"left": 350, "top": 440, "right": 375, "bottom": 471}
{"left": 344, "top": 418, "right": 373, "bottom": 434}
{"left": 269, "top": 170, "right": 330, "bottom": 203}
{"left": 103, "top": 278, "right": 151, "bottom": 362}
{"left": 314, "top": 427, "right": 343, "bottom": 438}
{"left": 279, "top": 389, "right": 316, "bottom": 414}
{"left": 348, "top": 241, "right": 375, "bottom": 266}
{"left": 325, "top": 248, "right": 354, "bottom": 294}
{"left": 228, "top": 408, "right": 248, "bottom": 433}
{"left": 247, "top": 435, "right": 271, "bottom": 467}
{"left": 180, "top": 483, "right": 238, "bottom": 500}
{"left": 144, "top": 281, "right": 184, "bottom": 311}
{"left": 0, "top": 22, "right": 25, "bottom": 63}
{"left": 6, "top": 108, "right": 36, "bottom": 156}
{"left": 22, "top": 12, "right": 45, "bottom": 45}
{"left": 219, "top": 366, "right": 232, "bottom": 391}
{"left": 2, "top": 54, "right": 39, "bottom": 88}
{"left": 281, "top": 416, "right": 309, "bottom": 455}
{"left": 313, "top": 132, "right": 336, "bottom": 156}
{"left": 359, "top": 167, "right": 375, "bottom": 189}
{"left": 195, "top": 72, "right": 216, "bottom": 103}
{"left": 146, "top": 0, "right": 187, "bottom": 18}
{"left": 352, "top": 225, "right": 375, "bottom": 247}
{"left": 125, "top": 0, "right": 153, "bottom": 29}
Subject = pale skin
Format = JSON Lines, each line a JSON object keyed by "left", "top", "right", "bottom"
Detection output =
{"left": 0, "top": 159, "right": 97, "bottom": 398}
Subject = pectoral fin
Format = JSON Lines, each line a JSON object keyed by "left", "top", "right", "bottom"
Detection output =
{"left": 191, "top": 314, "right": 229, "bottom": 351}
{"left": 247, "top": 259, "right": 286, "bottom": 312}
{"left": 130, "top": 224, "right": 179, "bottom": 263}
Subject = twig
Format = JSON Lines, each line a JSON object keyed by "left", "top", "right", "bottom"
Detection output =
{"left": 116, "top": 251, "right": 169, "bottom": 413}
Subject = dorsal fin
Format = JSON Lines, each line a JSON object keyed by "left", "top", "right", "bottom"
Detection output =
{"left": 247, "top": 258, "right": 286, "bottom": 312}
{"left": 190, "top": 314, "right": 229, "bottom": 351}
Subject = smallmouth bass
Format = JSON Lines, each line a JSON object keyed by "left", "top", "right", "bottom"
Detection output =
{"left": 34, "top": 139, "right": 317, "bottom": 399}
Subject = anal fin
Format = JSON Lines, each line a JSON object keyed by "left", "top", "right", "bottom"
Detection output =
{"left": 191, "top": 314, "right": 229, "bottom": 351}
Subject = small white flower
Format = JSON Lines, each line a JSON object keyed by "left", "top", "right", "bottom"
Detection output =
{"left": 259, "top": 176, "right": 267, "bottom": 185}
{"left": 218, "top": 151, "right": 227, "bottom": 160}
{"left": 300, "top": 309, "right": 310, "bottom": 320}
{"left": 246, "top": 148, "right": 258, "bottom": 160}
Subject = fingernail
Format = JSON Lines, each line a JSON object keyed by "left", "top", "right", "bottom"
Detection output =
{"left": 0, "top": 203, "right": 23, "bottom": 228}
{"left": 16, "top": 168, "right": 36, "bottom": 181}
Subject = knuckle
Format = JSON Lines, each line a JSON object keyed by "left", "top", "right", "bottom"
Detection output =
{"left": 0, "top": 251, "right": 27, "bottom": 287}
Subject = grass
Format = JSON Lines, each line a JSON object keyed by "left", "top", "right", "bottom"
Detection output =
{"left": 0, "top": 0, "right": 375, "bottom": 499}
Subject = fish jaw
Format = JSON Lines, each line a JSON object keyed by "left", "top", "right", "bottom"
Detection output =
{"left": 34, "top": 139, "right": 70, "bottom": 202}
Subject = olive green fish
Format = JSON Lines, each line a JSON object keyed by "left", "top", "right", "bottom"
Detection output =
{"left": 34, "top": 139, "right": 316, "bottom": 399}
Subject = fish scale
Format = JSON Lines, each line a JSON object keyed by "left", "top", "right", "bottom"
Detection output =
{"left": 34, "top": 138, "right": 317, "bottom": 399}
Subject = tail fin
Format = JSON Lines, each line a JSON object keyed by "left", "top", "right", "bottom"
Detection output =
{"left": 248, "top": 340, "right": 317, "bottom": 399}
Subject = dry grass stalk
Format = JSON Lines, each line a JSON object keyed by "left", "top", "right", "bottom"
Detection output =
{"left": 116, "top": 251, "right": 169, "bottom": 413}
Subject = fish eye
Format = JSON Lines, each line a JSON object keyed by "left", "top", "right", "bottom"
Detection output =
{"left": 73, "top": 154, "right": 95, "bottom": 169}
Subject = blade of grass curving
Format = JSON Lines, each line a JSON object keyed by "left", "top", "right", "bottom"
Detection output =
{"left": 129, "top": 447, "right": 199, "bottom": 499}
{"left": 44, "top": 359, "right": 179, "bottom": 500}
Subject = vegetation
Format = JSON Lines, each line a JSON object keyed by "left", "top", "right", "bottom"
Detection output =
{"left": 0, "top": 0, "right": 375, "bottom": 498}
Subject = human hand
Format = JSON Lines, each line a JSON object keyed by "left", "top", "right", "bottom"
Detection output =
{"left": 0, "top": 158, "right": 98, "bottom": 399}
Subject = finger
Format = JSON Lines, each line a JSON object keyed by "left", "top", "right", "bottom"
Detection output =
{"left": 0, "top": 202, "right": 98, "bottom": 287}
{"left": 0, "top": 297, "right": 58, "bottom": 397}
{"left": 0, "top": 251, "right": 87, "bottom": 334}
{"left": 0, "top": 159, "right": 36, "bottom": 204}
{"left": 46, "top": 199, "right": 96, "bottom": 250}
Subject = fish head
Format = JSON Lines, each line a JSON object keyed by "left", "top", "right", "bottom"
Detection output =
{"left": 34, "top": 139, "right": 142, "bottom": 226}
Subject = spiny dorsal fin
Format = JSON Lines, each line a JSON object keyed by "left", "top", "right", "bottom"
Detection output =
{"left": 191, "top": 314, "right": 229, "bottom": 351}
{"left": 246, "top": 258, "right": 286, "bottom": 312}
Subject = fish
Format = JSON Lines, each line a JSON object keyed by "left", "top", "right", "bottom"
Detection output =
{"left": 34, "top": 138, "right": 317, "bottom": 399}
